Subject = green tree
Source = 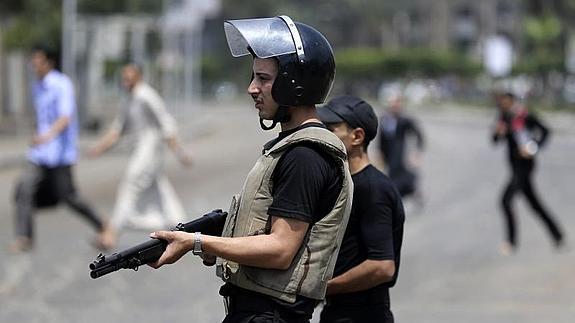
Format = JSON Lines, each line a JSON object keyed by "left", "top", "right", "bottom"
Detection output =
{"left": 2, "top": 0, "right": 61, "bottom": 50}
{"left": 1, "top": 0, "right": 163, "bottom": 50}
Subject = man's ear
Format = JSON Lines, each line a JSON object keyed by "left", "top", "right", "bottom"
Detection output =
{"left": 351, "top": 127, "right": 366, "bottom": 147}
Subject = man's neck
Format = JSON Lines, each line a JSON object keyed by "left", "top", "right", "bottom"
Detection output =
{"left": 129, "top": 80, "right": 144, "bottom": 93}
{"left": 280, "top": 105, "right": 320, "bottom": 132}
{"left": 37, "top": 68, "right": 54, "bottom": 80}
{"left": 348, "top": 149, "right": 371, "bottom": 175}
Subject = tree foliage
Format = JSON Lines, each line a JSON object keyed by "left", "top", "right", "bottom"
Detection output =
{"left": 336, "top": 48, "right": 481, "bottom": 80}
{"left": 1, "top": 0, "right": 163, "bottom": 50}
{"left": 2, "top": 0, "right": 61, "bottom": 50}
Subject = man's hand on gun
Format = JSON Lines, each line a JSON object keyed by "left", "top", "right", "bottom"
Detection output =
{"left": 147, "top": 231, "right": 193, "bottom": 268}
{"left": 89, "top": 209, "right": 226, "bottom": 279}
{"left": 148, "top": 231, "right": 217, "bottom": 268}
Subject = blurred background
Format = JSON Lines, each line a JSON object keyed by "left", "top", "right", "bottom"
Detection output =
{"left": 0, "top": 1, "right": 573, "bottom": 322}
{"left": 1, "top": 0, "right": 575, "bottom": 127}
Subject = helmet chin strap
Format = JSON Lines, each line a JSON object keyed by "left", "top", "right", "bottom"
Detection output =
{"left": 259, "top": 118, "right": 277, "bottom": 131}
{"left": 259, "top": 106, "right": 291, "bottom": 131}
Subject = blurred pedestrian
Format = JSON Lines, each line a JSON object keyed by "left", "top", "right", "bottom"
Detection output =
{"left": 9, "top": 44, "right": 113, "bottom": 253}
{"left": 148, "top": 16, "right": 352, "bottom": 323}
{"left": 318, "top": 95, "right": 405, "bottom": 323}
{"left": 492, "top": 92, "right": 565, "bottom": 255}
{"left": 89, "top": 63, "right": 192, "bottom": 249}
{"left": 378, "top": 95, "right": 425, "bottom": 200}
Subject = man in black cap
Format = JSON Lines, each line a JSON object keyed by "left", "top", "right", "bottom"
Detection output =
{"left": 317, "top": 95, "right": 405, "bottom": 323}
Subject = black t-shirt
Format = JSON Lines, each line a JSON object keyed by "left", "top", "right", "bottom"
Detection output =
{"left": 330, "top": 164, "right": 405, "bottom": 302}
{"left": 492, "top": 112, "right": 549, "bottom": 165}
{"left": 267, "top": 124, "right": 343, "bottom": 223}
{"left": 225, "top": 122, "right": 344, "bottom": 318}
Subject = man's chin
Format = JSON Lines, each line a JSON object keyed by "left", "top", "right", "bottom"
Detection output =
{"left": 258, "top": 111, "right": 274, "bottom": 120}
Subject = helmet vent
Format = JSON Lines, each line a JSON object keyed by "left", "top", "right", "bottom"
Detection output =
{"left": 294, "top": 86, "right": 305, "bottom": 97}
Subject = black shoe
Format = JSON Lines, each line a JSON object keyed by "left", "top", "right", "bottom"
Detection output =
{"left": 554, "top": 237, "right": 569, "bottom": 253}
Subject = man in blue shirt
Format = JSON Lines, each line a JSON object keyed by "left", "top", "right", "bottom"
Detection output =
{"left": 9, "top": 45, "right": 113, "bottom": 252}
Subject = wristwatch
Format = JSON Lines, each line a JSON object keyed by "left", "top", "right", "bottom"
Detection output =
{"left": 192, "top": 232, "right": 203, "bottom": 256}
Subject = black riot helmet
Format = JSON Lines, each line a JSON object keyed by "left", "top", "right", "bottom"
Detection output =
{"left": 224, "top": 16, "right": 336, "bottom": 129}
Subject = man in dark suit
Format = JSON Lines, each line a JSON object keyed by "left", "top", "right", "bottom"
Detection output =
{"left": 378, "top": 96, "right": 425, "bottom": 198}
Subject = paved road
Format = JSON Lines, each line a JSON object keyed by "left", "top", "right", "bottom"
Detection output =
{"left": 0, "top": 102, "right": 573, "bottom": 323}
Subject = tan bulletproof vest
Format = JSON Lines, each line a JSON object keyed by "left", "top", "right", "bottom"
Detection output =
{"left": 216, "top": 126, "right": 353, "bottom": 303}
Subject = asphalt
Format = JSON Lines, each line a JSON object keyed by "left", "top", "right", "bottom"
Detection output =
{"left": 0, "top": 100, "right": 574, "bottom": 323}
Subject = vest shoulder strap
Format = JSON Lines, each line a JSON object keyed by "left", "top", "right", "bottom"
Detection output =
{"left": 265, "top": 126, "right": 346, "bottom": 159}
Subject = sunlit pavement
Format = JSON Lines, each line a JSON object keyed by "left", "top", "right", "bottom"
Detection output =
{"left": 0, "top": 101, "right": 573, "bottom": 323}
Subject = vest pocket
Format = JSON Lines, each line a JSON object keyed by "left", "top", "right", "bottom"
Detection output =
{"left": 217, "top": 195, "right": 242, "bottom": 279}
{"left": 241, "top": 217, "right": 310, "bottom": 293}
{"left": 222, "top": 194, "right": 241, "bottom": 237}
{"left": 308, "top": 222, "right": 340, "bottom": 282}
{"left": 246, "top": 216, "right": 268, "bottom": 236}
{"left": 243, "top": 243, "right": 310, "bottom": 294}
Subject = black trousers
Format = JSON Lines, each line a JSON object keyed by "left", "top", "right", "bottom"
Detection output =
{"left": 220, "top": 285, "right": 310, "bottom": 323}
{"left": 389, "top": 168, "right": 416, "bottom": 197}
{"left": 223, "top": 311, "right": 297, "bottom": 323}
{"left": 320, "top": 302, "right": 394, "bottom": 323}
{"left": 14, "top": 162, "right": 104, "bottom": 240}
{"left": 500, "top": 159, "right": 563, "bottom": 247}
{"left": 221, "top": 300, "right": 309, "bottom": 323}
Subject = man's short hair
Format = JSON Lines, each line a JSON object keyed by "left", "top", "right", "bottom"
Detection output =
{"left": 123, "top": 62, "right": 144, "bottom": 75}
{"left": 494, "top": 90, "right": 515, "bottom": 100}
{"left": 502, "top": 92, "right": 515, "bottom": 100}
{"left": 32, "top": 43, "right": 60, "bottom": 70}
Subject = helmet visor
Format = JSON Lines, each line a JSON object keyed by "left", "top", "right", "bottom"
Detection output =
{"left": 224, "top": 17, "right": 296, "bottom": 58}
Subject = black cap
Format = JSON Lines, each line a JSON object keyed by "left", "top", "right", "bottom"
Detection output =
{"left": 317, "top": 95, "right": 379, "bottom": 141}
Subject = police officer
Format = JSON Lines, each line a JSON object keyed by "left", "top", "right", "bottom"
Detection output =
{"left": 148, "top": 16, "right": 352, "bottom": 323}
{"left": 317, "top": 95, "right": 405, "bottom": 322}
